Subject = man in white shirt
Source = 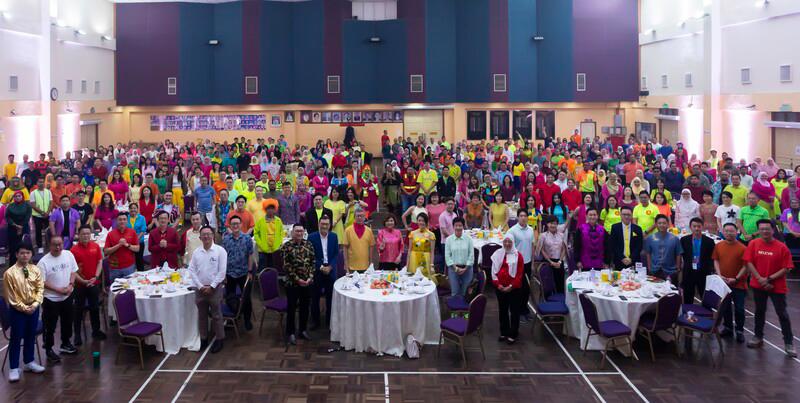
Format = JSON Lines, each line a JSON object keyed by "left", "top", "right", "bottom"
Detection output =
{"left": 188, "top": 226, "right": 228, "bottom": 353}
{"left": 182, "top": 212, "right": 203, "bottom": 265}
{"left": 39, "top": 236, "right": 78, "bottom": 362}
{"left": 508, "top": 210, "right": 534, "bottom": 322}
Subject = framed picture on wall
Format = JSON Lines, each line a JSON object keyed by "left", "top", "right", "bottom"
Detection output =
{"left": 301, "top": 111, "right": 312, "bottom": 124}
{"left": 312, "top": 112, "right": 322, "bottom": 123}
{"left": 512, "top": 110, "right": 533, "bottom": 140}
{"left": 467, "top": 111, "right": 487, "bottom": 140}
{"left": 393, "top": 111, "right": 404, "bottom": 122}
{"left": 343, "top": 112, "right": 352, "bottom": 123}
{"left": 353, "top": 112, "right": 362, "bottom": 123}
{"left": 332, "top": 112, "right": 342, "bottom": 123}
{"left": 362, "top": 112, "right": 373, "bottom": 123}
{"left": 535, "top": 110, "right": 555, "bottom": 140}
{"left": 382, "top": 111, "right": 393, "bottom": 122}
{"left": 285, "top": 111, "right": 295, "bottom": 123}
{"left": 635, "top": 122, "right": 657, "bottom": 144}
{"left": 271, "top": 114, "right": 281, "bottom": 127}
{"left": 371, "top": 111, "right": 382, "bottom": 122}
{"left": 322, "top": 112, "right": 332, "bottom": 123}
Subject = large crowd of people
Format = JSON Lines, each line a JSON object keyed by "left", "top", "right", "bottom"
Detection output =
{"left": 1, "top": 130, "right": 798, "bottom": 382}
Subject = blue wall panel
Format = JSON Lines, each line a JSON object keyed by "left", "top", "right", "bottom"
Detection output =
{"left": 375, "top": 20, "right": 408, "bottom": 103}
{"left": 261, "top": 2, "right": 294, "bottom": 103}
{"left": 508, "top": 0, "right": 538, "bottom": 102}
{"left": 212, "top": 2, "right": 244, "bottom": 104}
{"left": 178, "top": 4, "right": 214, "bottom": 105}
{"left": 536, "top": 0, "right": 573, "bottom": 102}
{"left": 292, "top": 0, "right": 325, "bottom": 103}
{"left": 455, "top": 0, "right": 490, "bottom": 102}
{"left": 425, "top": 0, "right": 456, "bottom": 102}
{"left": 342, "top": 21, "right": 378, "bottom": 103}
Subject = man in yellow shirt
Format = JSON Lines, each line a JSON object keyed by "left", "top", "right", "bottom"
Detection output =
{"left": 632, "top": 191, "right": 660, "bottom": 235}
{"left": 253, "top": 203, "right": 284, "bottom": 271}
{"left": 724, "top": 173, "right": 749, "bottom": 208}
{"left": 3, "top": 154, "right": 17, "bottom": 180}
{"left": 447, "top": 157, "right": 461, "bottom": 180}
{"left": 238, "top": 177, "right": 257, "bottom": 203}
{"left": 246, "top": 186, "right": 267, "bottom": 222}
{"left": 416, "top": 161, "right": 438, "bottom": 196}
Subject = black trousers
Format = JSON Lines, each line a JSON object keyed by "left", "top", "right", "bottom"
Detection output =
{"left": 286, "top": 285, "right": 311, "bottom": 337}
{"left": 311, "top": 273, "right": 334, "bottom": 327}
{"left": 259, "top": 252, "right": 280, "bottom": 272}
{"left": 551, "top": 261, "right": 566, "bottom": 294}
{"left": 752, "top": 288, "right": 794, "bottom": 344}
{"left": 73, "top": 286, "right": 101, "bottom": 339}
{"left": 225, "top": 274, "right": 253, "bottom": 324}
{"left": 496, "top": 288, "right": 523, "bottom": 339}
{"left": 681, "top": 269, "right": 707, "bottom": 304}
{"left": 33, "top": 216, "right": 49, "bottom": 249}
{"left": 43, "top": 295, "right": 74, "bottom": 350}
{"left": 520, "top": 262, "right": 532, "bottom": 315}
{"left": 135, "top": 247, "right": 145, "bottom": 271}
{"left": 7, "top": 225, "right": 27, "bottom": 266}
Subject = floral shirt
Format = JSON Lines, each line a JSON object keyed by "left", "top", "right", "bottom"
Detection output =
{"left": 280, "top": 239, "right": 315, "bottom": 286}
{"left": 222, "top": 231, "right": 254, "bottom": 278}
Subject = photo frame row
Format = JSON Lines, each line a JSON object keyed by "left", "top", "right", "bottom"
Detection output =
{"left": 150, "top": 114, "right": 267, "bottom": 131}
{"left": 299, "top": 110, "right": 404, "bottom": 124}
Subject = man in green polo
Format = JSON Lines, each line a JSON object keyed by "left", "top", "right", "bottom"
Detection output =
{"left": 741, "top": 192, "right": 770, "bottom": 242}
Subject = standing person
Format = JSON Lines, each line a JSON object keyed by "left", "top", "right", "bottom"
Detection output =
{"left": 491, "top": 233, "right": 525, "bottom": 344}
{"left": 715, "top": 191, "right": 742, "bottom": 235}
{"left": 643, "top": 215, "right": 683, "bottom": 283}
{"left": 226, "top": 196, "right": 255, "bottom": 234}
{"left": 745, "top": 219, "right": 796, "bottom": 357}
{"left": 572, "top": 208, "right": 606, "bottom": 271}
{"left": 254, "top": 202, "right": 285, "bottom": 271}
{"left": 48, "top": 195, "right": 80, "bottom": 250}
{"left": 39, "top": 236, "right": 78, "bottom": 363}
{"left": 713, "top": 223, "right": 748, "bottom": 343}
{"left": 29, "top": 177, "right": 53, "bottom": 253}
{"left": 508, "top": 210, "right": 535, "bottom": 321}
{"left": 71, "top": 226, "right": 106, "bottom": 346}
{"left": 376, "top": 216, "right": 404, "bottom": 270}
{"left": 280, "top": 224, "right": 316, "bottom": 345}
{"left": 126, "top": 203, "right": 148, "bottom": 271}
{"left": 181, "top": 212, "right": 203, "bottom": 267}
{"left": 303, "top": 193, "right": 333, "bottom": 235}
{"left": 674, "top": 189, "right": 700, "bottom": 232}
{"left": 632, "top": 191, "right": 659, "bottom": 235}
{"left": 3, "top": 242, "right": 46, "bottom": 382}
{"left": 699, "top": 190, "right": 719, "bottom": 234}
{"left": 5, "top": 191, "right": 31, "bottom": 266}
{"left": 741, "top": 192, "right": 771, "bottom": 243}
{"left": 606, "top": 206, "right": 644, "bottom": 269}
{"left": 147, "top": 211, "right": 179, "bottom": 269}
{"left": 187, "top": 226, "right": 227, "bottom": 354}
{"left": 343, "top": 208, "right": 375, "bottom": 272}
{"left": 194, "top": 175, "right": 217, "bottom": 228}
{"left": 537, "top": 217, "right": 568, "bottom": 293}
{"left": 104, "top": 213, "right": 141, "bottom": 282}
{"left": 308, "top": 216, "right": 339, "bottom": 330}
{"left": 679, "top": 218, "right": 715, "bottom": 304}
{"left": 277, "top": 184, "right": 301, "bottom": 225}
{"left": 406, "top": 213, "right": 437, "bottom": 282}
{"left": 444, "top": 217, "right": 475, "bottom": 298}
{"left": 222, "top": 216, "right": 255, "bottom": 331}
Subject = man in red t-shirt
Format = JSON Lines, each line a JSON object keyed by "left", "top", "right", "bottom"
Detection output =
{"left": 537, "top": 172, "right": 561, "bottom": 211}
{"left": 744, "top": 219, "right": 796, "bottom": 357}
{"left": 103, "top": 213, "right": 140, "bottom": 283}
{"left": 71, "top": 225, "right": 106, "bottom": 344}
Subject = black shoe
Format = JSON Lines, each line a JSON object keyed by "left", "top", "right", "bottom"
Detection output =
{"left": 46, "top": 349, "right": 61, "bottom": 363}
{"left": 736, "top": 332, "right": 745, "bottom": 343}
{"left": 60, "top": 343, "right": 78, "bottom": 354}
{"left": 74, "top": 336, "right": 83, "bottom": 347}
{"left": 210, "top": 340, "right": 223, "bottom": 354}
{"left": 300, "top": 331, "right": 312, "bottom": 341}
{"left": 309, "top": 322, "right": 320, "bottom": 331}
{"left": 506, "top": 337, "right": 517, "bottom": 345}
{"left": 244, "top": 321, "right": 253, "bottom": 331}
{"left": 200, "top": 339, "right": 209, "bottom": 350}
{"left": 92, "top": 330, "right": 107, "bottom": 341}
{"left": 288, "top": 334, "right": 297, "bottom": 345}
{"left": 498, "top": 336, "right": 507, "bottom": 342}
{"left": 720, "top": 329, "right": 734, "bottom": 338}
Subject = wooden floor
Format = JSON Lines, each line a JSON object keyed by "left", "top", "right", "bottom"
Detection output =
{"left": 4, "top": 275, "right": 800, "bottom": 403}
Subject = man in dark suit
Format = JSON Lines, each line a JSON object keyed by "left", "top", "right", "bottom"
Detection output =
{"left": 679, "top": 217, "right": 716, "bottom": 304}
{"left": 606, "top": 206, "right": 644, "bottom": 269}
{"left": 308, "top": 216, "right": 339, "bottom": 330}
{"left": 303, "top": 193, "right": 333, "bottom": 235}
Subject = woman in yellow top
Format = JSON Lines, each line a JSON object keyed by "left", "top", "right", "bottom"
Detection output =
{"left": 324, "top": 187, "right": 346, "bottom": 244}
{"left": 167, "top": 165, "right": 186, "bottom": 224}
{"left": 576, "top": 166, "right": 596, "bottom": 194}
{"left": 406, "top": 213, "right": 437, "bottom": 284}
{"left": 489, "top": 192, "right": 510, "bottom": 230}
{"left": 649, "top": 179, "right": 672, "bottom": 205}
{"left": 772, "top": 169, "right": 789, "bottom": 215}
{"left": 343, "top": 208, "right": 375, "bottom": 272}
{"left": 599, "top": 195, "right": 621, "bottom": 233}
{"left": 343, "top": 187, "right": 368, "bottom": 228}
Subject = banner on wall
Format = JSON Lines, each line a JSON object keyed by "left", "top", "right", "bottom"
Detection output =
{"left": 299, "top": 110, "right": 403, "bottom": 124}
{"left": 149, "top": 114, "right": 267, "bottom": 131}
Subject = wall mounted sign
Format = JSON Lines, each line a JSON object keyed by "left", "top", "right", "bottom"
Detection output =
{"left": 149, "top": 114, "right": 267, "bottom": 131}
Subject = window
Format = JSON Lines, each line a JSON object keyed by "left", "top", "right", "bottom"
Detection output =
{"left": 94, "top": 81, "right": 100, "bottom": 94}
{"left": 167, "top": 77, "right": 177, "bottom": 95}
{"left": 741, "top": 68, "right": 751, "bottom": 85}
{"left": 780, "top": 65, "right": 792, "bottom": 83}
{"left": 80, "top": 80, "right": 87, "bottom": 94}
{"left": 410, "top": 75, "right": 423, "bottom": 93}
{"left": 493, "top": 74, "right": 507, "bottom": 92}
{"left": 467, "top": 111, "right": 487, "bottom": 140}
{"left": 327, "top": 75, "right": 340, "bottom": 94}
{"left": 640, "top": 76, "right": 647, "bottom": 90}
{"left": 66, "top": 80, "right": 73, "bottom": 94}
{"left": 9, "top": 75, "right": 18, "bottom": 92}
{"left": 576, "top": 73, "right": 586, "bottom": 92}
{"left": 352, "top": 0, "right": 397, "bottom": 21}
{"left": 245, "top": 76, "right": 258, "bottom": 94}
{"left": 661, "top": 74, "right": 668, "bottom": 88}
{"left": 685, "top": 73, "right": 693, "bottom": 88}
{"left": 512, "top": 110, "right": 533, "bottom": 140}
{"left": 490, "top": 111, "right": 510, "bottom": 139}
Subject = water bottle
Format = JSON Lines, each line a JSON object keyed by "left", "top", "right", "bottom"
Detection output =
{"left": 93, "top": 351, "right": 101, "bottom": 369}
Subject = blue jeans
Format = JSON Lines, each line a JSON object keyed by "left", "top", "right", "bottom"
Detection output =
{"left": 447, "top": 265, "right": 474, "bottom": 297}
{"left": 9, "top": 307, "right": 39, "bottom": 370}
{"left": 722, "top": 288, "right": 746, "bottom": 333}
{"left": 108, "top": 264, "right": 136, "bottom": 284}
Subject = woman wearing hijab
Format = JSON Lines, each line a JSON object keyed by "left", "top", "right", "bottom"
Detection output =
{"left": 600, "top": 172, "right": 623, "bottom": 208}
{"left": 630, "top": 177, "right": 646, "bottom": 197}
{"left": 491, "top": 233, "right": 525, "bottom": 344}
{"left": 761, "top": 158, "right": 780, "bottom": 179}
{"left": 780, "top": 176, "right": 800, "bottom": 211}
{"left": 674, "top": 189, "right": 700, "bottom": 232}
{"left": 752, "top": 172, "right": 777, "bottom": 218}
{"left": 780, "top": 198, "right": 800, "bottom": 249}
{"left": 6, "top": 191, "right": 32, "bottom": 266}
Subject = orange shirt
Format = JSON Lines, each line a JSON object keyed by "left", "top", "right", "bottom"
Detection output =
{"left": 212, "top": 180, "right": 227, "bottom": 201}
{"left": 226, "top": 209, "right": 255, "bottom": 233}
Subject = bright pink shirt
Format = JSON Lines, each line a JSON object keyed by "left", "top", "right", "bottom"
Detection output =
{"left": 377, "top": 228, "right": 404, "bottom": 263}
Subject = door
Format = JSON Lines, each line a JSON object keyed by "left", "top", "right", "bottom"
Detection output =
{"left": 580, "top": 121, "right": 596, "bottom": 141}
{"left": 659, "top": 119, "right": 679, "bottom": 145}
{"left": 774, "top": 128, "right": 800, "bottom": 169}
{"left": 80, "top": 123, "right": 98, "bottom": 150}
{"left": 403, "top": 110, "right": 443, "bottom": 143}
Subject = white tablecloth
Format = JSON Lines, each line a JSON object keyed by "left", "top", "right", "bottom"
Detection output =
{"left": 108, "top": 269, "right": 200, "bottom": 354}
{"left": 565, "top": 272, "right": 677, "bottom": 356}
{"left": 466, "top": 230, "right": 504, "bottom": 263}
{"left": 330, "top": 272, "right": 441, "bottom": 357}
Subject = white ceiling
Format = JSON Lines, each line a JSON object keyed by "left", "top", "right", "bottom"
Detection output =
{"left": 111, "top": 0, "right": 312, "bottom": 3}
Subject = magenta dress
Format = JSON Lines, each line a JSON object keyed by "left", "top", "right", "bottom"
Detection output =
{"left": 377, "top": 228, "right": 404, "bottom": 264}
{"left": 359, "top": 177, "right": 379, "bottom": 215}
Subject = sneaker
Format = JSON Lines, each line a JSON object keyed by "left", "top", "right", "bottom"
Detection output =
{"left": 8, "top": 368, "right": 20, "bottom": 383}
{"left": 46, "top": 349, "right": 61, "bottom": 363}
{"left": 735, "top": 332, "right": 745, "bottom": 343}
{"left": 92, "top": 330, "right": 107, "bottom": 341}
{"left": 60, "top": 343, "right": 78, "bottom": 354}
{"left": 498, "top": 336, "right": 507, "bottom": 342}
{"left": 786, "top": 344, "right": 797, "bottom": 358}
{"left": 23, "top": 362, "right": 45, "bottom": 374}
{"left": 747, "top": 338, "right": 764, "bottom": 348}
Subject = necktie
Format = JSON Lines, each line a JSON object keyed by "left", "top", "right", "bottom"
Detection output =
{"left": 623, "top": 225, "right": 631, "bottom": 258}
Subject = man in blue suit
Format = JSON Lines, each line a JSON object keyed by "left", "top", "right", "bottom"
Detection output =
{"left": 307, "top": 216, "right": 339, "bottom": 330}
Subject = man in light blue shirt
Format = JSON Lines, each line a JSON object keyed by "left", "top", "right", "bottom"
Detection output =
{"left": 194, "top": 176, "right": 217, "bottom": 228}
{"left": 444, "top": 217, "right": 474, "bottom": 298}
{"left": 643, "top": 214, "right": 683, "bottom": 283}
{"left": 509, "top": 210, "right": 535, "bottom": 322}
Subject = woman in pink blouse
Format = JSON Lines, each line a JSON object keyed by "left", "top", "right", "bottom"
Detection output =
{"left": 377, "top": 216, "right": 404, "bottom": 270}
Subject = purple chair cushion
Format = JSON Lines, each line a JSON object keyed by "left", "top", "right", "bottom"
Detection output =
{"left": 677, "top": 315, "right": 714, "bottom": 332}
{"left": 441, "top": 318, "right": 468, "bottom": 336}
{"left": 446, "top": 296, "right": 469, "bottom": 311}
{"left": 536, "top": 301, "right": 569, "bottom": 315}
{"left": 681, "top": 303, "right": 713, "bottom": 318}
{"left": 121, "top": 322, "right": 162, "bottom": 338}
{"left": 264, "top": 297, "right": 287, "bottom": 312}
{"left": 598, "top": 320, "right": 632, "bottom": 338}
{"left": 546, "top": 293, "right": 566, "bottom": 303}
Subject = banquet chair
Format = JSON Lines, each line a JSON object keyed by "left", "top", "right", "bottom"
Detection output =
{"left": 682, "top": 290, "right": 721, "bottom": 318}
{"left": 530, "top": 275, "right": 569, "bottom": 336}
{"left": 446, "top": 271, "right": 487, "bottom": 315}
{"left": 538, "top": 263, "right": 565, "bottom": 303}
{"left": 437, "top": 294, "right": 488, "bottom": 366}
{"left": 258, "top": 268, "right": 287, "bottom": 336}
{"left": 578, "top": 293, "right": 636, "bottom": 368}
{"left": 222, "top": 277, "right": 251, "bottom": 340}
{"left": 0, "top": 296, "right": 44, "bottom": 372}
{"left": 473, "top": 248, "right": 480, "bottom": 273}
{"left": 637, "top": 293, "right": 681, "bottom": 361}
{"left": 479, "top": 243, "right": 502, "bottom": 280}
{"left": 112, "top": 290, "right": 165, "bottom": 370}
{"left": 676, "top": 293, "right": 731, "bottom": 367}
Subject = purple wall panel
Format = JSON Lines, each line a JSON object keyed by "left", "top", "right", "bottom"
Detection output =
{"left": 324, "top": 0, "right": 350, "bottom": 103}
{"left": 399, "top": 0, "right": 425, "bottom": 102}
{"left": 116, "top": 3, "right": 180, "bottom": 106}
{"left": 572, "top": 0, "right": 639, "bottom": 102}
{"left": 489, "top": 0, "right": 509, "bottom": 102}
{"left": 242, "top": 0, "right": 262, "bottom": 104}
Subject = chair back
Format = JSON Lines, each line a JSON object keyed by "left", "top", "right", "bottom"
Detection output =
{"left": 466, "top": 294, "right": 488, "bottom": 334}
{"left": 259, "top": 268, "right": 280, "bottom": 301}
{"left": 539, "top": 264, "right": 558, "bottom": 298}
{"left": 711, "top": 293, "right": 733, "bottom": 331}
{"left": 232, "top": 277, "right": 251, "bottom": 318}
{"left": 701, "top": 289, "right": 722, "bottom": 311}
{"left": 474, "top": 270, "right": 487, "bottom": 294}
{"left": 473, "top": 248, "right": 480, "bottom": 270}
{"left": 113, "top": 290, "right": 139, "bottom": 327}
{"left": 651, "top": 293, "right": 681, "bottom": 331}
{"left": 578, "top": 293, "right": 600, "bottom": 332}
{"left": 0, "top": 296, "right": 10, "bottom": 336}
{"left": 480, "top": 244, "right": 502, "bottom": 270}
